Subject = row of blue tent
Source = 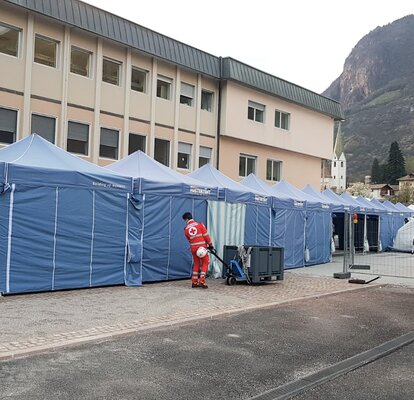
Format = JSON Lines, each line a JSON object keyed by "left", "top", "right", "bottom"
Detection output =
{"left": 0, "top": 134, "right": 412, "bottom": 294}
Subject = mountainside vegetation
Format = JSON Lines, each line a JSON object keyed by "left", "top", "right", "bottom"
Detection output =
{"left": 323, "top": 15, "right": 414, "bottom": 181}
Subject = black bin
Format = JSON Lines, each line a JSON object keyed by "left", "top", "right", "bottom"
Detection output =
{"left": 223, "top": 245, "right": 284, "bottom": 283}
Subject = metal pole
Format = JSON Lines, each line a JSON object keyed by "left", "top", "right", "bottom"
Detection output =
{"left": 343, "top": 211, "right": 348, "bottom": 273}
{"left": 334, "top": 211, "right": 351, "bottom": 279}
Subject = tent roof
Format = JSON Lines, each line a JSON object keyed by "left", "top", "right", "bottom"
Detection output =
{"left": 395, "top": 202, "right": 414, "bottom": 213}
{"left": 107, "top": 151, "right": 217, "bottom": 196}
{"left": 240, "top": 174, "right": 273, "bottom": 196}
{"left": 272, "top": 180, "right": 321, "bottom": 205}
{"left": 189, "top": 164, "right": 268, "bottom": 204}
{"left": 339, "top": 192, "right": 364, "bottom": 211}
{"left": 107, "top": 150, "right": 216, "bottom": 190}
{"left": 382, "top": 200, "right": 401, "bottom": 212}
{"left": 0, "top": 134, "right": 119, "bottom": 175}
{"left": 303, "top": 184, "right": 338, "bottom": 206}
{"left": 354, "top": 196, "right": 380, "bottom": 213}
{"left": 0, "top": 134, "right": 131, "bottom": 191}
{"left": 322, "top": 189, "right": 353, "bottom": 210}
{"left": 370, "top": 198, "right": 390, "bottom": 212}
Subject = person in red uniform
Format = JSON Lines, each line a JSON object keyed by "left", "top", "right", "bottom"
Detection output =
{"left": 182, "top": 212, "right": 214, "bottom": 289}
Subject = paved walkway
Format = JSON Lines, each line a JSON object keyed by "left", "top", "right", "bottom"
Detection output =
{"left": 0, "top": 272, "right": 379, "bottom": 360}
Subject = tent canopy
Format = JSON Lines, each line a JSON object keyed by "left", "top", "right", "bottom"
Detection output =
{"left": 106, "top": 150, "right": 216, "bottom": 197}
{"left": 190, "top": 164, "right": 269, "bottom": 204}
{"left": 0, "top": 134, "right": 132, "bottom": 192}
{"left": 395, "top": 202, "right": 414, "bottom": 214}
{"left": 354, "top": 196, "right": 380, "bottom": 213}
{"left": 323, "top": 189, "right": 352, "bottom": 211}
{"left": 0, "top": 134, "right": 134, "bottom": 294}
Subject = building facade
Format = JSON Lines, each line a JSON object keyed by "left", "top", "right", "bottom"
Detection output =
{"left": 0, "top": 0, "right": 343, "bottom": 188}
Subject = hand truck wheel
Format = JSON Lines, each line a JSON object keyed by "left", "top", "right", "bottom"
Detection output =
{"left": 226, "top": 276, "right": 236, "bottom": 286}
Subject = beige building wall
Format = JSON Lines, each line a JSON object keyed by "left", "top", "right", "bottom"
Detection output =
{"left": 0, "top": 1, "right": 336, "bottom": 187}
{"left": 219, "top": 136, "right": 323, "bottom": 189}
{"left": 0, "top": 3, "right": 220, "bottom": 172}
{"left": 219, "top": 81, "right": 335, "bottom": 187}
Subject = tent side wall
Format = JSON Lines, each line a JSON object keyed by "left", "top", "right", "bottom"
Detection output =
{"left": 272, "top": 206, "right": 306, "bottom": 269}
{"left": 305, "top": 209, "right": 332, "bottom": 265}
{"left": 0, "top": 183, "right": 130, "bottom": 294}
{"left": 245, "top": 203, "right": 272, "bottom": 246}
{"left": 141, "top": 194, "right": 208, "bottom": 282}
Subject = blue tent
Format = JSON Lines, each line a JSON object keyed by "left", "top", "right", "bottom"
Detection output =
{"left": 395, "top": 202, "right": 414, "bottom": 215}
{"left": 273, "top": 181, "right": 331, "bottom": 266}
{"left": 189, "top": 166, "right": 271, "bottom": 267}
{"left": 370, "top": 198, "right": 398, "bottom": 250}
{"left": 0, "top": 134, "right": 134, "bottom": 294}
{"left": 107, "top": 151, "right": 218, "bottom": 282}
{"left": 261, "top": 181, "right": 305, "bottom": 268}
{"left": 239, "top": 174, "right": 276, "bottom": 247}
{"left": 323, "top": 189, "right": 352, "bottom": 212}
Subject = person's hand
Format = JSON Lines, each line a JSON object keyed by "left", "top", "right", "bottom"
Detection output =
{"left": 208, "top": 244, "right": 214, "bottom": 251}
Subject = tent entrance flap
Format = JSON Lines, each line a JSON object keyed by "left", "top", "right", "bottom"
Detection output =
{"left": 207, "top": 200, "right": 246, "bottom": 274}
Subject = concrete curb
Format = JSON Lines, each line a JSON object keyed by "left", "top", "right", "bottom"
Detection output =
{"left": 0, "top": 283, "right": 382, "bottom": 361}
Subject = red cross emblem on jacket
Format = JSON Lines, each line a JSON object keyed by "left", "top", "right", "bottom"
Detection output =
{"left": 184, "top": 219, "right": 212, "bottom": 250}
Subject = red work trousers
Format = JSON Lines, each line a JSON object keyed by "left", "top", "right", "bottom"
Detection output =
{"left": 191, "top": 249, "right": 209, "bottom": 284}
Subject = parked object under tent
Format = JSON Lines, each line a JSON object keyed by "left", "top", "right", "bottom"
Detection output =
{"left": 0, "top": 134, "right": 135, "bottom": 295}
{"left": 189, "top": 165, "right": 272, "bottom": 274}
{"left": 106, "top": 151, "right": 218, "bottom": 283}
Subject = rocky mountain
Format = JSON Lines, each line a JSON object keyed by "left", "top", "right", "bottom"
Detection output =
{"left": 323, "top": 15, "right": 414, "bottom": 180}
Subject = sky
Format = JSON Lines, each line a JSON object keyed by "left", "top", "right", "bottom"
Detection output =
{"left": 82, "top": 0, "right": 414, "bottom": 94}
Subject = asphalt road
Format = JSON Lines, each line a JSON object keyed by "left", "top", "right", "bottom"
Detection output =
{"left": 1, "top": 285, "right": 413, "bottom": 400}
{"left": 293, "top": 343, "right": 414, "bottom": 400}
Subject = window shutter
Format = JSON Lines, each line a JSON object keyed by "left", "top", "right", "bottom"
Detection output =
{"left": 68, "top": 122, "right": 88, "bottom": 141}
{"left": 178, "top": 142, "right": 191, "bottom": 154}
{"left": 199, "top": 146, "right": 211, "bottom": 158}
{"left": 31, "top": 114, "right": 55, "bottom": 143}
{"left": 0, "top": 108, "right": 17, "bottom": 133}
{"left": 181, "top": 82, "right": 194, "bottom": 98}
{"left": 101, "top": 128, "right": 119, "bottom": 147}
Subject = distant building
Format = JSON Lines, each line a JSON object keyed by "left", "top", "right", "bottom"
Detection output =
{"left": 370, "top": 184, "right": 395, "bottom": 199}
{"left": 397, "top": 173, "right": 414, "bottom": 190}
{"left": 321, "top": 123, "right": 347, "bottom": 192}
{"left": 331, "top": 153, "right": 346, "bottom": 191}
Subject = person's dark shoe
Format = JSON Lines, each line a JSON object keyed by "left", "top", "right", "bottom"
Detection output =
{"left": 198, "top": 282, "right": 208, "bottom": 289}
{"left": 192, "top": 282, "right": 199, "bottom": 288}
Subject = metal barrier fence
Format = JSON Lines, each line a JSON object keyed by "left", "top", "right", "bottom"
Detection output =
{"left": 339, "top": 212, "right": 414, "bottom": 279}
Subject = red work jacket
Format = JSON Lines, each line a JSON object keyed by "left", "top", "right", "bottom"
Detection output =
{"left": 184, "top": 219, "right": 212, "bottom": 251}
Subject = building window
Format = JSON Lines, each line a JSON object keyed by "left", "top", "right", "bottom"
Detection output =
{"left": 180, "top": 82, "right": 194, "bottom": 106}
{"left": 177, "top": 142, "right": 192, "bottom": 169}
{"left": 341, "top": 161, "right": 344, "bottom": 167}
{"left": 154, "top": 138, "right": 170, "bottom": 166}
{"left": 334, "top": 161, "right": 336, "bottom": 167}
{"left": 131, "top": 67, "right": 147, "bottom": 93}
{"left": 34, "top": 35, "right": 58, "bottom": 68}
{"left": 102, "top": 58, "right": 121, "bottom": 85}
{"left": 70, "top": 47, "right": 91, "bottom": 77}
{"left": 100, "top": 128, "right": 119, "bottom": 159}
{"left": 128, "top": 133, "right": 146, "bottom": 154}
{"left": 31, "top": 114, "right": 56, "bottom": 143}
{"left": 157, "top": 75, "right": 172, "bottom": 100}
{"left": 201, "top": 90, "right": 214, "bottom": 112}
{"left": 199, "top": 146, "right": 212, "bottom": 167}
{"left": 239, "top": 154, "right": 256, "bottom": 177}
{"left": 0, "top": 107, "right": 17, "bottom": 144}
{"left": 0, "top": 22, "right": 20, "bottom": 57}
{"left": 248, "top": 101, "right": 265, "bottom": 123}
{"left": 275, "top": 110, "right": 290, "bottom": 130}
{"left": 266, "top": 160, "right": 282, "bottom": 181}
{"left": 67, "top": 121, "right": 89, "bottom": 155}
